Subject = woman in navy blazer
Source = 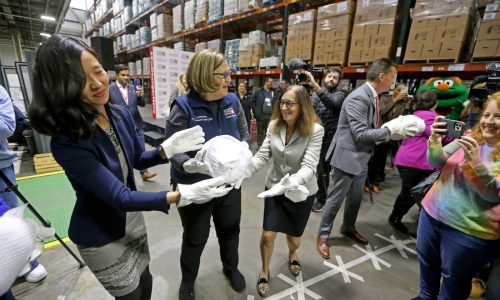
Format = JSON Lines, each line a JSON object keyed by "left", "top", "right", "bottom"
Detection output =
{"left": 28, "top": 35, "right": 231, "bottom": 300}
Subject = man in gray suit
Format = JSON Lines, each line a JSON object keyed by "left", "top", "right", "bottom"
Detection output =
{"left": 316, "top": 58, "right": 420, "bottom": 259}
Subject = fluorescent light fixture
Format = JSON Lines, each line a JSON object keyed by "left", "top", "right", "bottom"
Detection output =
{"left": 40, "top": 33, "right": 51, "bottom": 37}
{"left": 41, "top": 15, "right": 56, "bottom": 21}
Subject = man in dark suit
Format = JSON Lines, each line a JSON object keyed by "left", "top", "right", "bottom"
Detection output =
{"left": 316, "top": 58, "right": 420, "bottom": 259}
{"left": 252, "top": 77, "right": 278, "bottom": 147}
{"left": 109, "top": 64, "right": 156, "bottom": 181}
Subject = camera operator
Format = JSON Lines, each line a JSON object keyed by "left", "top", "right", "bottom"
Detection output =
{"left": 302, "top": 68, "right": 347, "bottom": 212}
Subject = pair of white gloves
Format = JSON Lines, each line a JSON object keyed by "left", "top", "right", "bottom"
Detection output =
{"left": 381, "top": 115, "right": 426, "bottom": 140}
{"left": 257, "top": 173, "right": 310, "bottom": 203}
{"left": 160, "top": 126, "right": 232, "bottom": 207}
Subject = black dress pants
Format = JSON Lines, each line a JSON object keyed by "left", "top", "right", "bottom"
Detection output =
{"left": 391, "top": 166, "right": 434, "bottom": 219}
{"left": 178, "top": 188, "right": 242, "bottom": 284}
{"left": 367, "top": 143, "right": 390, "bottom": 186}
{"left": 316, "top": 136, "right": 333, "bottom": 204}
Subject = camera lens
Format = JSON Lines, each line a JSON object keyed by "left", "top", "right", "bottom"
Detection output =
{"left": 297, "top": 73, "right": 308, "bottom": 82}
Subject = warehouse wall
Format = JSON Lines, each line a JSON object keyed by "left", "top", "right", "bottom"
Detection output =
{"left": 0, "top": 44, "right": 17, "bottom": 65}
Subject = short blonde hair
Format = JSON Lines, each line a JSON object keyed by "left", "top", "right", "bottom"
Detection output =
{"left": 186, "top": 49, "right": 225, "bottom": 94}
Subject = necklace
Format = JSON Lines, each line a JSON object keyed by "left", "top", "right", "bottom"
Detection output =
{"left": 105, "top": 125, "right": 122, "bottom": 154}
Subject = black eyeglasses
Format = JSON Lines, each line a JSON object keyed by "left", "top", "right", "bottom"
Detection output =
{"left": 213, "top": 71, "right": 232, "bottom": 79}
{"left": 279, "top": 100, "right": 297, "bottom": 109}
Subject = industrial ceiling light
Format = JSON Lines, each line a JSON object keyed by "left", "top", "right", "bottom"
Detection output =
{"left": 41, "top": 15, "right": 56, "bottom": 21}
{"left": 40, "top": 33, "right": 51, "bottom": 37}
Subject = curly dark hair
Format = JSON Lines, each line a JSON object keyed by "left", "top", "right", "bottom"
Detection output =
{"left": 29, "top": 35, "right": 101, "bottom": 141}
{"left": 414, "top": 89, "right": 437, "bottom": 111}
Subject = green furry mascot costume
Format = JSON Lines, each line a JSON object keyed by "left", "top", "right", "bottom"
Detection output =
{"left": 416, "top": 77, "right": 468, "bottom": 120}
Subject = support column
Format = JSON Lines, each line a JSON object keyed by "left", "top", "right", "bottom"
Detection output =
{"left": 11, "top": 30, "right": 25, "bottom": 62}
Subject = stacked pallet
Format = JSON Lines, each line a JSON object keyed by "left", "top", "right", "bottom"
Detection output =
{"left": 33, "top": 153, "right": 63, "bottom": 175}
{"left": 404, "top": 0, "right": 475, "bottom": 63}
{"left": 472, "top": 3, "right": 500, "bottom": 61}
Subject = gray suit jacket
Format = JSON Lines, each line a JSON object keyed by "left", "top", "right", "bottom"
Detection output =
{"left": 326, "top": 83, "right": 390, "bottom": 176}
{"left": 251, "top": 120, "right": 324, "bottom": 195}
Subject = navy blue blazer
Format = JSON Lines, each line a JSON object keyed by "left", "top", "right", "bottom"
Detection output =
{"left": 51, "top": 104, "right": 169, "bottom": 247}
{"left": 109, "top": 82, "right": 145, "bottom": 130}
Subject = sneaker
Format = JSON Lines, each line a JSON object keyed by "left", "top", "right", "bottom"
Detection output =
{"left": 141, "top": 171, "right": 157, "bottom": 181}
{"left": 312, "top": 200, "right": 325, "bottom": 212}
{"left": 25, "top": 263, "right": 47, "bottom": 283}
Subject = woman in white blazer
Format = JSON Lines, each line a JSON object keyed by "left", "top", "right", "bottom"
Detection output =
{"left": 246, "top": 85, "right": 324, "bottom": 297}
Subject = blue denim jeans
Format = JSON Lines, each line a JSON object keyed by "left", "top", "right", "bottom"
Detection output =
{"left": 0, "top": 165, "right": 18, "bottom": 208}
{"left": 416, "top": 210, "right": 500, "bottom": 300}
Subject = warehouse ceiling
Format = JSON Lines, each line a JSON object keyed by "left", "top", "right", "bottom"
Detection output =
{"left": 0, "top": 0, "right": 85, "bottom": 49}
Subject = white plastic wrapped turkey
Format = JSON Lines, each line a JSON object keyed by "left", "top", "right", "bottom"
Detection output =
{"left": 196, "top": 135, "right": 253, "bottom": 183}
{"left": 0, "top": 205, "right": 54, "bottom": 295}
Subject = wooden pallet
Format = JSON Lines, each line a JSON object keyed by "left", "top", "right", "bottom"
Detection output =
{"left": 33, "top": 153, "right": 63, "bottom": 174}
{"left": 348, "top": 62, "right": 369, "bottom": 67}
{"left": 312, "top": 63, "right": 345, "bottom": 68}
{"left": 470, "top": 56, "right": 500, "bottom": 62}
{"left": 258, "top": 66, "right": 280, "bottom": 70}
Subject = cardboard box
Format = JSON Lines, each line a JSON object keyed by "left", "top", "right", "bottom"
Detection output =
{"left": 404, "top": 43, "right": 424, "bottom": 60}
{"left": 371, "top": 34, "right": 393, "bottom": 48}
{"left": 351, "top": 36, "right": 370, "bottom": 49}
{"left": 373, "top": 47, "right": 391, "bottom": 60}
{"left": 353, "top": 13, "right": 370, "bottom": 25}
{"left": 328, "top": 51, "right": 346, "bottom": 65}
{"left": 483, "top": 12, "right": 500, "bottom": 22}
{"left": 377, "top": 6, "right": 397, "bottom": 20}
{"left": 317, "top": 0, "right": 355, "bottom": 19}
{"left": 412, "top": 18, "right": 429, "bottom": 29}
{"left": 477, "top": 19, "right": 500, "bottom": 40}
{"left": 364, "top": 24, "right": 379, "bottom": 36}
{"left": 378, "top": 24, "right": 395, "bottom": 36}
{"left": 473, "top": 39, "right": 499, "bottom": 57}
{"left": 334, "top": 39, "right": 348, "bottom": 52}
{"left": 348, "top": 50, "right": 362, "bottom": 63}
{"left": 238, "top": 51, "right": 252, "bottom": 67}
{"left": 428, "top": 17, "right": 448, "bottom": 28}
{"left": 446, "top": 14, "right": 470, "bottom": 27}
{"left": 250, "top": 43, "right": 265, "bottom": 56}
{"left": 408, "top": 27, "right": 435, "bottom": 42}
{"left": 361, "top": 48, "right": 374, "bottom": 62}
{"left": 315, "top": 30, "right": 330, "bottom": 42}
{"left": 314, "top": 52, "right": 328, "bottom": 65}
{"left": 434, "top": 26, "right": 466, "bottom": 42}
{"left": 251, "top": 54, "right": 261, "bottom": 67}
{"left": 332, "top": 27, "right": 349, "bottom": 39}
{"left": 496, "top": 43, "right": 500, "bottom": 56}
{"left": 301, "top": 34, "right": 314, "bottom": 47}
{"left": 438, "top": 41, "right": 462, "bottom": 59}
{"left": 315, "top": 41, "right": 326, "bottom": 53}
{"left": 325, "top": 40, "right": 335, "bottom": 52}
{"left": 421, "top": 43, "right": 441, "bottom": 59}
{"left": 299, "top": 44, "right": 313, "bottom": 60}
{"left": 334, "top": 14, "right": 352, "bottom": 28}
{"left": 351, "top": 25, "right": 365, "bottom": 37}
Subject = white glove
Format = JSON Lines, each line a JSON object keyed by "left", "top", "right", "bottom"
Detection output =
{"left": 257, "top": 174, "right": 300, "bottom": 198}
{"left": 161, "top": 126, "right": 205, "bottom": 159}
{"left": 382, "top": 115, "right": 425, "bottom": 140}
{"left": 183, "top": 158, "right": 210, "bottom": 175}
{"left": 177, "top": 176, "right": 233, "bottom": 207}
{"left": 285, "top": 185, "right": 310, "bottom": 203}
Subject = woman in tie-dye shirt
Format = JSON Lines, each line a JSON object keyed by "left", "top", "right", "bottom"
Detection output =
{"left": 414, "top": 94, "right": 500, "bottom": 300}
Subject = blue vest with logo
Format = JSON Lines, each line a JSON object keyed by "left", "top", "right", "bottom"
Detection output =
{"left": 171, "top": 91, "right": 241, "bottom": 184}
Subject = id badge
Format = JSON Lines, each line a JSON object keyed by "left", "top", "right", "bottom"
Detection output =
{"left": 265, "top": 97, "right": 271, "bottom": 106}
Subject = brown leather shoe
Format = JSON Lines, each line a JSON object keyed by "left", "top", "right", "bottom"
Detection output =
{"left": 142, "top": 171, "right": 157, "bottom": 181}
{"left": 340, "top": 226, "right": 368, "bottom": 245}
{"left": 371, "top": 185, "right": 380, "bottom": 193}
{"left": 316, "top": 236, "right": 330, "bottom": 259}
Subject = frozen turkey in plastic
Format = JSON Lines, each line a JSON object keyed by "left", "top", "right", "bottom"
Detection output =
{"left": 196, "top": 135, "right": 253, "bottom": 183}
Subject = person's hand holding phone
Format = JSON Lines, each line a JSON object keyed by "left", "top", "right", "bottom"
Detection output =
{"left": 135, "top": 86, "right": 143, "bottom": 97}
{"left": 429, "top": 116, "right": 447, "bottom": 143}
{"left": 457, "top": 136, "right": 480, "bottom": 163}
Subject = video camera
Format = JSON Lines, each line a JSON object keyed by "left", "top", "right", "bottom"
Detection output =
{"left": 468, "top": 63, "right": 500, "bottom": 108}
{"left": 287, "top": 58, "right": 323, "bottom": 85}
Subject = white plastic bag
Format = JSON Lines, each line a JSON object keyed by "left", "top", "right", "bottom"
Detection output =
{"left": 0, "top": 205, "right": 54, "bottom": 295}
{"left": 197, "top": 135, "right": 253, "bottom": 183}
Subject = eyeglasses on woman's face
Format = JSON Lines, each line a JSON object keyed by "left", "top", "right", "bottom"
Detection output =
{"left": 213, "top": 70, "right": 232, "bottom": 79}
{"left": 279, "top": 99, "right": 297, "bottom": 109}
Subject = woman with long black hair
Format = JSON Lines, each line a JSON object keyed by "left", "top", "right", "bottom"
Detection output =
{"left": 28, "top": 35, "right": 231, "bottom": 300}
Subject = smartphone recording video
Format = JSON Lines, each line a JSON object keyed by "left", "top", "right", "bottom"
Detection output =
{"left": 444, "top": 119, "right": 467, "bottom": 138}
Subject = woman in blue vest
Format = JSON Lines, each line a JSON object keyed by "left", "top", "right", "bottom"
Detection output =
{"left": 27, "top": 35, "right": 231, "bottom": 300}
{"left": 165, "top": 49, "right": 251, "bottom": 300}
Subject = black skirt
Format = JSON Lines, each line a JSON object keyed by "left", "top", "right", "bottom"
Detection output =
{"left": 263, "top": 193, "right": 315, "bottom": 237}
